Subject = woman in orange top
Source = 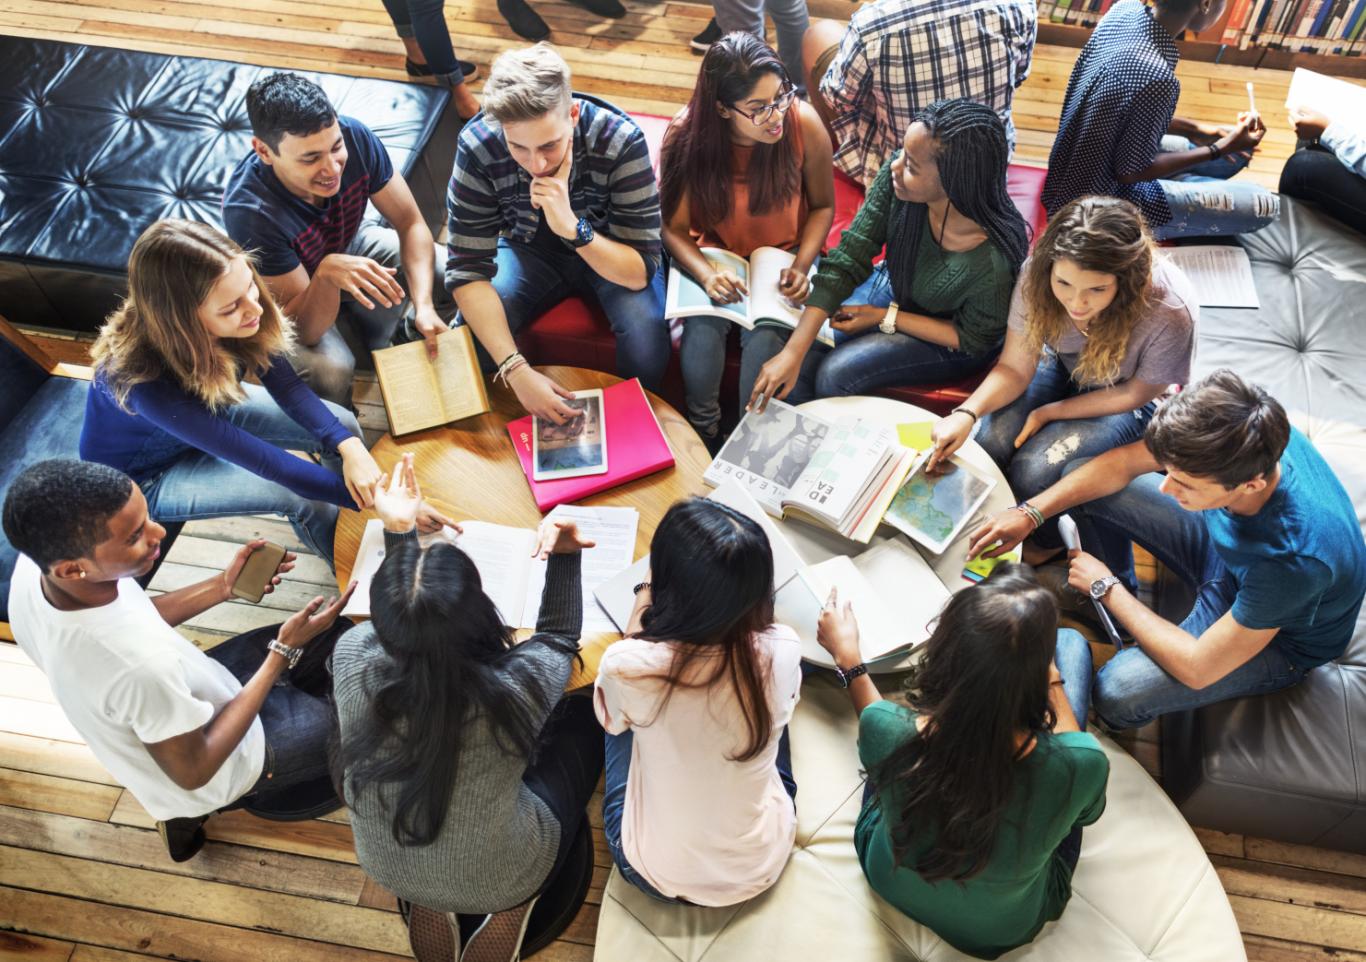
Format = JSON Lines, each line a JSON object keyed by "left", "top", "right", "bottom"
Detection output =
{"left": 660, "top": 32, "right": 834, "bottom": 450}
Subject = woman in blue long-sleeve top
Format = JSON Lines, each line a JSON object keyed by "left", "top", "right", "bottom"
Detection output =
{"left": 80, "top": 219, "right": 448, "bottom": 568}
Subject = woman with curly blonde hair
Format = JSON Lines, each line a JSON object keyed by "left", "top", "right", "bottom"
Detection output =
{"left": 80, "top": 219, "right": 447, "bottom": 568}
{"left": 928, "top": 196, "right": 1197, "bottom": 561}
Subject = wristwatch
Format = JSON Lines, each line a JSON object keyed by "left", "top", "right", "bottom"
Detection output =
{"left": 1089, "top": 576, "right": 1122, "bottom": 602}
{"left": 266, "top": 637, "right": 302, "bottom": 670}
{"left": 879, "top": 302, "right": 899, "bottom": 335}
{"left": 572, "top": 217, "right": 595, "bottom": 248}
{"left": 834, "top": 661, "right": 869, "bottom": 687}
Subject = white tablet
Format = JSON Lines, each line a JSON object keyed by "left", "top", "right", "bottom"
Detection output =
{"left": 532, "top": 389, "right": 609, "bottom": 481}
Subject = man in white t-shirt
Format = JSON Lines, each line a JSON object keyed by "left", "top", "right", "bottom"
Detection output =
{"left": 3, "top": 460, "right": 355, "bottom": 861}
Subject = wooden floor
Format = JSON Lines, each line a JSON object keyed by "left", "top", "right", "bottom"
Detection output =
{"left": 3, "top": 1, "right": 1366, "bottom": 958}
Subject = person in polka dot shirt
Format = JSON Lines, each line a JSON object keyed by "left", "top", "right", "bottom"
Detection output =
{"left": 1041, "top": 0, "right": 1280, "bottom": 240}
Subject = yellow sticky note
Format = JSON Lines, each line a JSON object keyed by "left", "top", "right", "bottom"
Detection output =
{"left": 897, "top": 421, "right": 935, "bottom": 451}
{"left": 962, "top": 547, "right": 1023, "bottom": 583}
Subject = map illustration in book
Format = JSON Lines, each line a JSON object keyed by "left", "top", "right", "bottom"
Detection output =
{"left": 884, "top": 457, "right": 996, "bottom": 555}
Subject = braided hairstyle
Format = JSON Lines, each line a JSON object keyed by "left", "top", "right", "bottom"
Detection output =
{"left": 885, "top": 99, "right": 1030, "bottom": 304}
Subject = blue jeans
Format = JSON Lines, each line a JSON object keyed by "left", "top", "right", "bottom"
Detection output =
{"left": 602, "top": 727, "right": 797, "bottom": 902}
{"left": 208, "top": 620, "right": 348, "bottom": 819}
{"left": 292, "top": 220, "right": 451, "bottom": 406}
{"left": 1071, "top": 468, "right": 1307, "bottom": 729}
{"left": 811, "top": 264, "right": 994, "bottom": 397}
{"left": 1155, "top": 135, "right": 1280, "bottom": 241}
{"left": 133, "top": 383, "right": 354, "bottom": 569}
{"left": 465, "top": 237, "right": 671, "bottom": 392}
{"left": 678, "top": 317, "right": 822, "bottom": 438}
{"left": 378, "top": 0, "right": 467, "bottom": 86}
{"left": 977, "top": 351, "right": 1155, "bottom": 559}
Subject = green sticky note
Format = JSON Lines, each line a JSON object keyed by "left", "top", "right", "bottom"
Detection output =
{"left": 897, "top": 421, "right": 935, "bottom": 451}
{"left": 962, "top": 547, "right": 1023, "bottom": 583}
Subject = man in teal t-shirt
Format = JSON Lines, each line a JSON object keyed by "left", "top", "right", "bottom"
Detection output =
{"left": 967, "top": 369, "right": 1366, "bottom": 729}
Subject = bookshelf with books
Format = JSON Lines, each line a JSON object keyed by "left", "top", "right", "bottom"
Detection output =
{"left": 1036, "top": 0, "right": 1366, "bottom": 78}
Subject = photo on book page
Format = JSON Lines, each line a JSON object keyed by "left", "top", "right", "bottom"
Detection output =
{"left": 532, "top": 389, "right": 608, "bottom": 481}
{"left": 705, "top": 400, "right": 830, "bottom": 515}
{"left": 883, "top": 456, "right": 996, "bottom": 555}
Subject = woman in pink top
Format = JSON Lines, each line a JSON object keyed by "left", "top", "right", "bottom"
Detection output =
{"left": 594, "top": 498, "right": 803, "bottom": 905}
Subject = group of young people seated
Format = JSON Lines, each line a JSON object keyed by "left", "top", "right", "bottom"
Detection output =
{"left": 6, "top": 3, "right": 1366, "bottom": 961}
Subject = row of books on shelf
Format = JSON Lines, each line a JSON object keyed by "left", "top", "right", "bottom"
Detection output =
{"left": 1036, "top": 0, "right": 1366, "bottom": 53}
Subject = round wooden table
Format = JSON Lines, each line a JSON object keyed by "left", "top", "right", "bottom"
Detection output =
{"left": 335, "top": 364, "right": 713, "bottom": 588}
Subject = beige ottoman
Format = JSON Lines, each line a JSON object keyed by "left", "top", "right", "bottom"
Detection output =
{"left": 595, "top": 675, "right": 1245, "bottom": 962}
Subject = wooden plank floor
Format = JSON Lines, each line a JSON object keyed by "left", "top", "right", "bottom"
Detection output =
{"left": 3, "top": 0, "right": 1366, "bottom": 952}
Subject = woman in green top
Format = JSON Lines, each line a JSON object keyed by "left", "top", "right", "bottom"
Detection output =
{"left": 749, "top": 99, "right": 1030, "bottom": 408}
{"left": 816, "top": 564, "right": 1109, "bottom": 960}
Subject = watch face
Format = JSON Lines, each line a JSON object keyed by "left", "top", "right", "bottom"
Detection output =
{"left": 1090, "top": 578, "right": 1110, "bottom": 600}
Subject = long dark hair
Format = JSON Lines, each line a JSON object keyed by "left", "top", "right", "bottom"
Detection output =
{"left": 870, "top": 563, "right": 1060, "bottom": 882}
{"left": 886, "top": 99, "right": 1030, "bottom": 305}
{"left": 658, "top": 32, "right": 803, "bottom": 229}
{"left": 338, "top": 540, "right": 576, "bottom": 847}
{"left": 633, "top": 499, "right": 777, "bottom": 761}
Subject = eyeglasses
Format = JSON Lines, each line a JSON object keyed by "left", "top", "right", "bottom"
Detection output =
{"left": 728, "top": 83, "right": 797, "bottom": 127}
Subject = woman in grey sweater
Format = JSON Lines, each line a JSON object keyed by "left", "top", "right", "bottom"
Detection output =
{"left": 331, "top": 456, "right": 603, "bottom": 962}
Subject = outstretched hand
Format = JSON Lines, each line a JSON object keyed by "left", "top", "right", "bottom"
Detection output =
{"left": 532, "top": 518, "right": 596, "bottom": 559}
{"left": 817, "top": 587, "right": 862, "bottom": 665}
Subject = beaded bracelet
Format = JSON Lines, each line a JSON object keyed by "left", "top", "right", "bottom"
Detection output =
{"left": 1013, "top": 501, "right": 1045, "bottom": 531}
{"left": 494, "top": 352, "right": 527, "bottom": 387}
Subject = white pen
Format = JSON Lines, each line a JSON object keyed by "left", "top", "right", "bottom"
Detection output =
{"left": 1246, "top": 81, "right": 1257, "bottom": 117}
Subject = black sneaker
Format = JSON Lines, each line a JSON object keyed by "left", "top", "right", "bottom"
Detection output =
{"left": 406, "top": 58, "right": 480, "bottom": 80}
{"left": 567, "top": 0, "right": 626, "bottom": 17}
{"left": 690, "top": 18, "right": 721, "bottom": 53}
{"left": 156, "top": 815, "right": 208, "bottom": 862}
{"left": 498, "top": 0, "right": 551, "bottom": 39}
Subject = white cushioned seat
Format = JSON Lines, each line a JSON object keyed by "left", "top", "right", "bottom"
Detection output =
{"left": 596, "top": 675, "right": 1245, "bottom": 961}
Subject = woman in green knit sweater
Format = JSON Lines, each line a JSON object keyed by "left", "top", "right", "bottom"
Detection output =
{"left": 749, "top": 99, "right": 1030, "bottom": 407}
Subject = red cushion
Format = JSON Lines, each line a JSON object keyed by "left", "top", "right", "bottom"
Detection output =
{"left": 517, "top": 113, "right": 1048, "bottom": 419}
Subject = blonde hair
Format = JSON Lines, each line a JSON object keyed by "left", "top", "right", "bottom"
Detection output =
{"left": 1021, "top": 196, "right": 1155, "bottom": 387}
{"left": 92, "top": 219, "right": 293, "bottom": 412}
{"left": 482, "top": 43, "right": 573, "bottom": 124}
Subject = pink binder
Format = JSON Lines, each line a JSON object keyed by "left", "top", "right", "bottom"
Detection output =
{"left": 506, "top": 378, "right": 676, "bottom": 511}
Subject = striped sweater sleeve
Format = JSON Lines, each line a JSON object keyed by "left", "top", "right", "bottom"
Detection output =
{"left": 603, "top": 122, "right": 662, "bottom": 279}
{"left": 445, "top": 131, "right": 504, "bottom": 289}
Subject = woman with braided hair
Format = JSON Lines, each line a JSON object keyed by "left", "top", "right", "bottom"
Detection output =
{"left": 749, "top": 99, "right": 1030, "bottom": 408}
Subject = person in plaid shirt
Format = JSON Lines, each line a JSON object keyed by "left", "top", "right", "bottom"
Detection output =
{"left": 445, "top": 44, "right": 669, "bottom": 423}
{"left": 801, "top": 0, "right": 1036, "bottom": 188}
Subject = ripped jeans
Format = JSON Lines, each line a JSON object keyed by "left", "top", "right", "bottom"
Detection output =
{"left": 976, "top": 350, "right": 1154, "bottom": 566}
{"left": 1154, "top": 135, "right": 1280, "bottom": 240}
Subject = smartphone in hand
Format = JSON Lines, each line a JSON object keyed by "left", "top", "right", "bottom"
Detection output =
{"left": 231, "top": 541, "right": 287, "bottom": 603}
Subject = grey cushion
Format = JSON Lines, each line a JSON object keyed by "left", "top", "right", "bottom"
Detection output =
{"left": 1162, "top": 197, "right": 1366, "bottom": 852}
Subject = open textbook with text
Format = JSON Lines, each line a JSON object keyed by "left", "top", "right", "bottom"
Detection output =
{"left": 702, "top": 400, "right": 917, "bottom": 543}
{"left": 371, "top": 326, "right": 490, "bottom": 435}
{"left": 664, "top": 246, "right": 835, "bottom": 347}
{"left": 341, "top": 505, "right": 637, "bottom": 636}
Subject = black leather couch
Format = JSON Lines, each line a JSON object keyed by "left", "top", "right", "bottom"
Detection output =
{"left": 1160, "top": 198, "right": 1366, "bottom": 854}
{"left": 0, "top": 38, "right": 459, "bottom": 333}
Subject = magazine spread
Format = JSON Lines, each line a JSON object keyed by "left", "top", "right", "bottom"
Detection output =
{"left": 703, "top": 401, "right": 916, "bottom": 543}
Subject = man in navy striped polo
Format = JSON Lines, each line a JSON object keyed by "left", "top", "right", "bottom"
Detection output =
{"left": 446, "top": 44, "right": 668, "bottom": 424}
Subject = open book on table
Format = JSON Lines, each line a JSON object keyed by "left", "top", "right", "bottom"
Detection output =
{"left": 371, "top": 326, "right": 490, "bottom": 435}
{"left": 795, "top": 539, "right": 952, "bottom": 663}
{"left": 702, "top": 400, "right": 918, "bottom": 543}
{"left": 664, "top": 246, "right": 835, "bottom": 347}
{"left": 341, "top": 505, "right": 637, "bottom": 636}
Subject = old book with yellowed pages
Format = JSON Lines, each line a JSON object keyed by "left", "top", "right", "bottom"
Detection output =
{"left": 371, "top": 326, "right": 490, "bottom": 434}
